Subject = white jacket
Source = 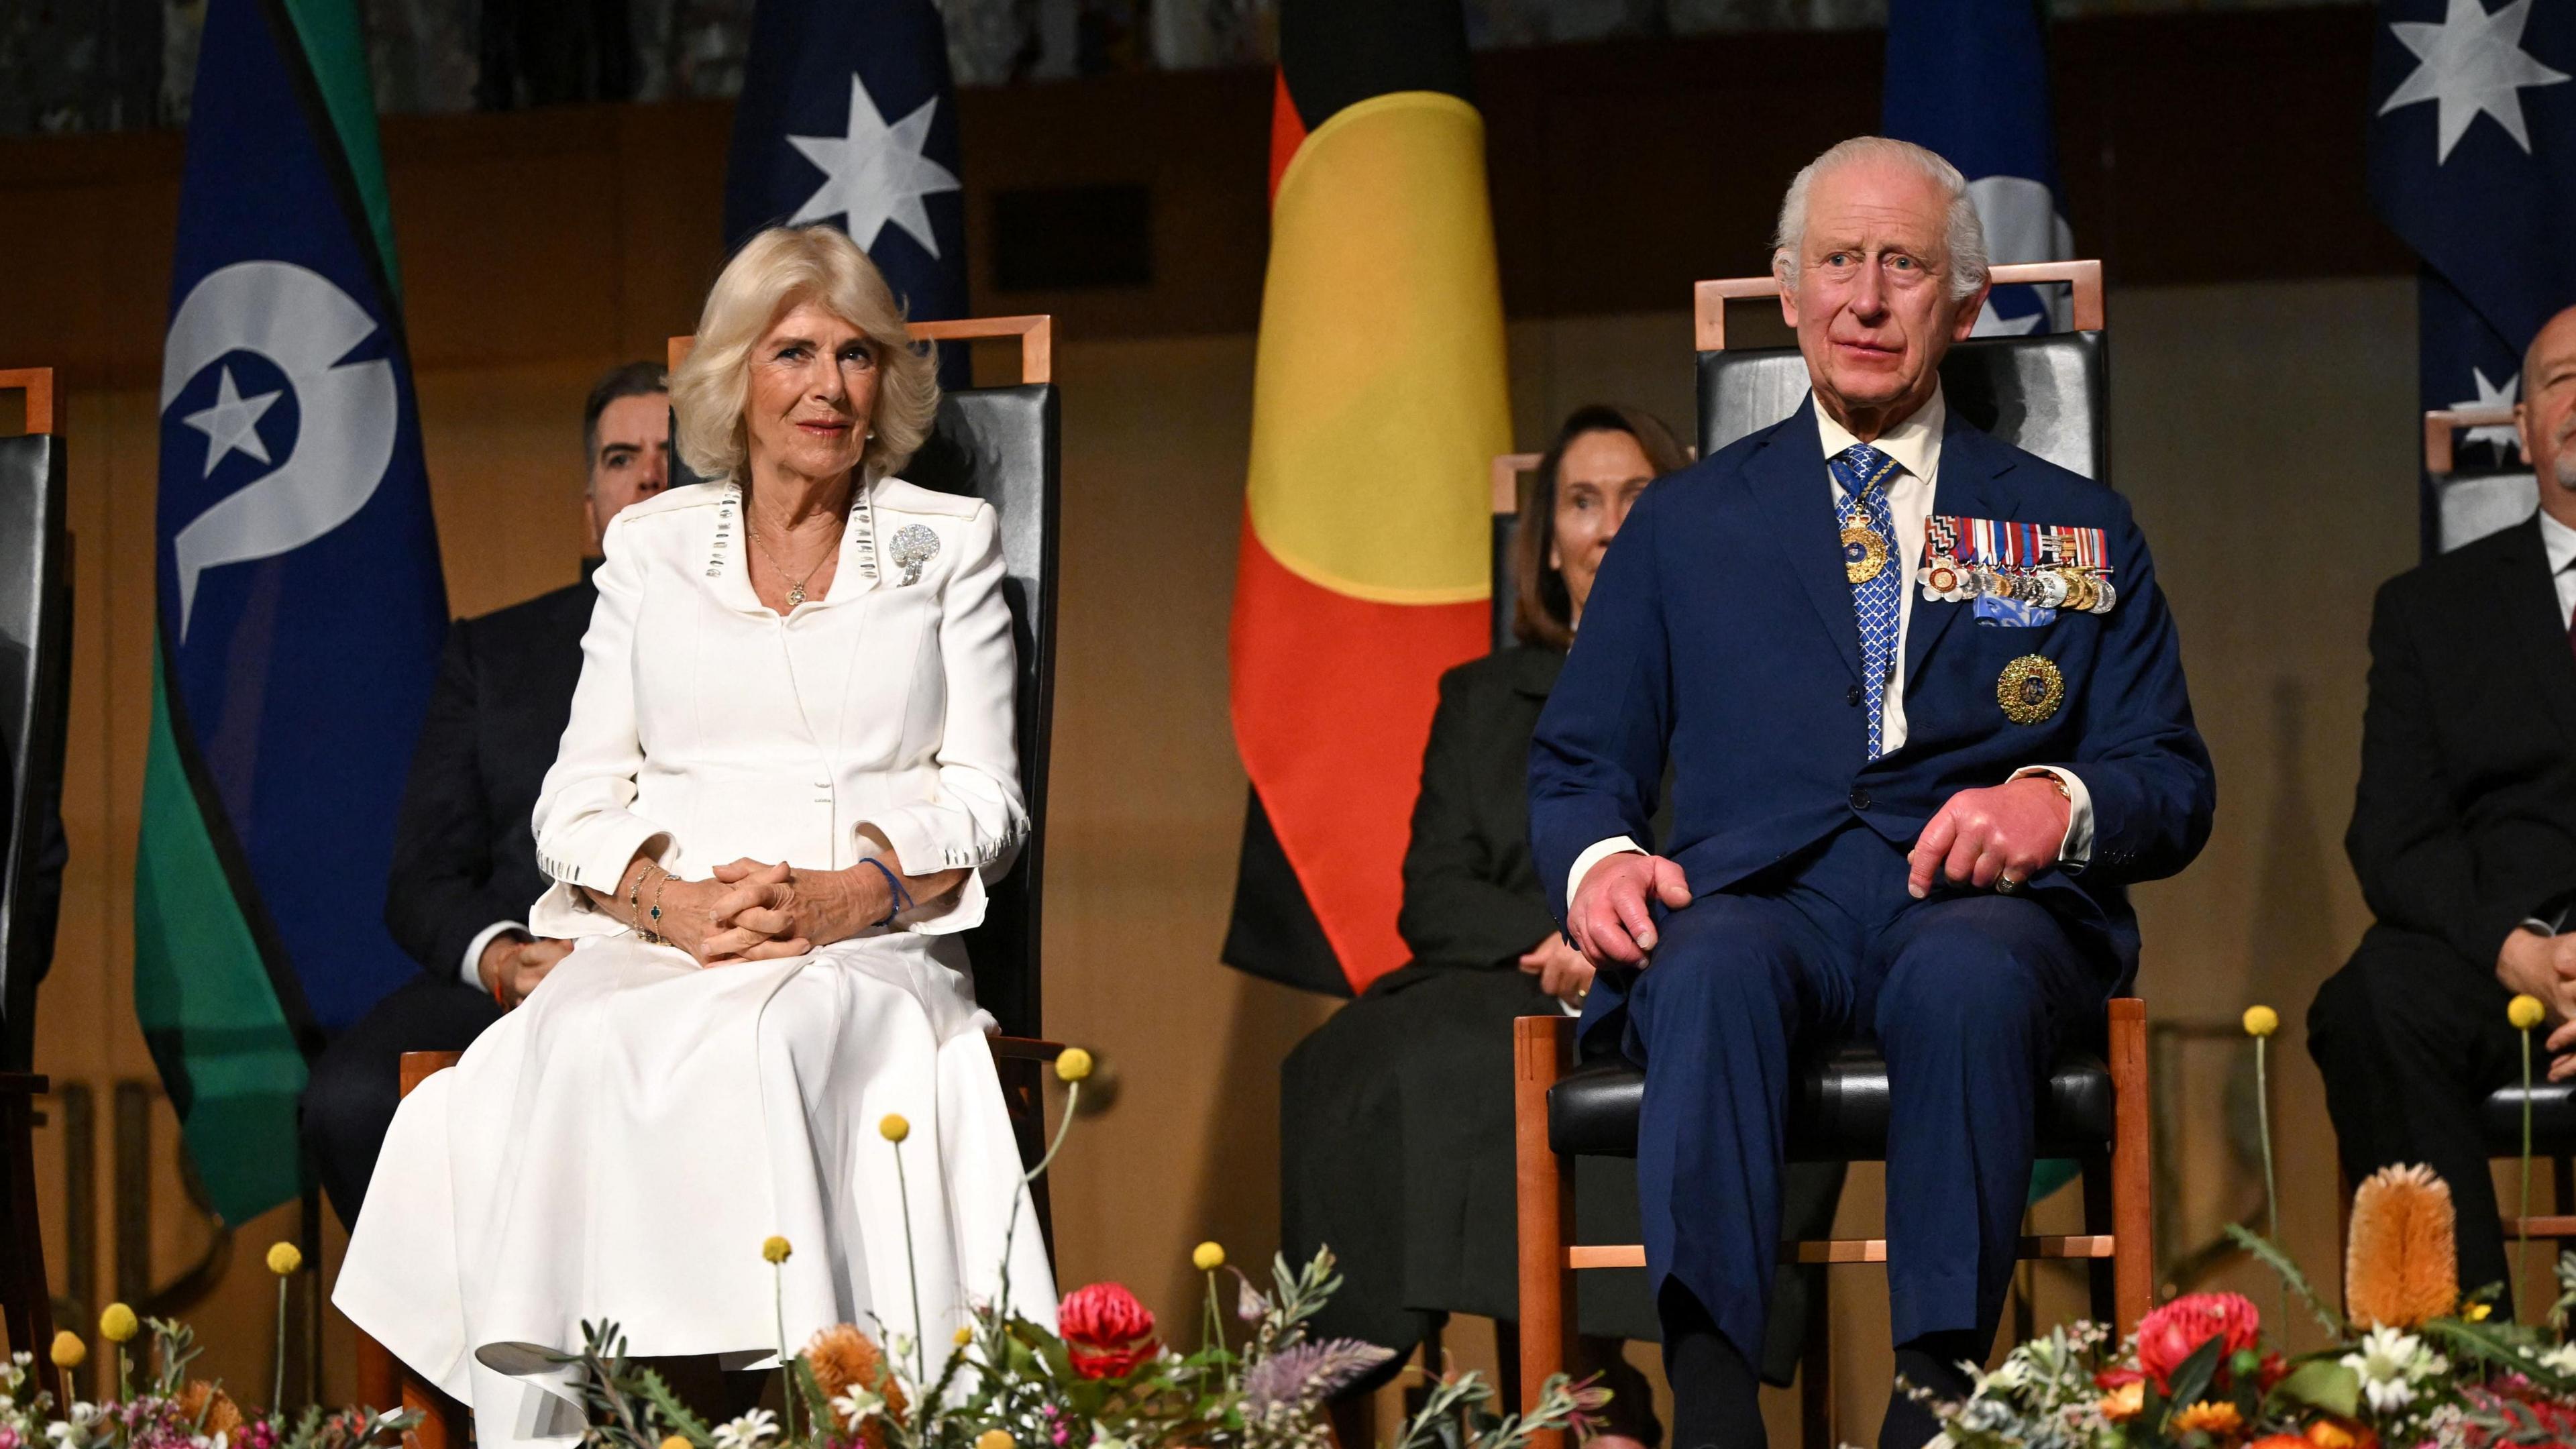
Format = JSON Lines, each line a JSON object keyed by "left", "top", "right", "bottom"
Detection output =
{"left": 529, "top": 476, "right": 1026, "bottom": 939}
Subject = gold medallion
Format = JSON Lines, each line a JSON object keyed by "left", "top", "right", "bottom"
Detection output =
{"left": 1997, "top": 654, "right": 2065, "bottom": 724}
{"left": 1841, "top": 523, "right": 1889, "bottom": 584}
{"left": 2057, "top": 567, "right": 2094, "bottom": 614}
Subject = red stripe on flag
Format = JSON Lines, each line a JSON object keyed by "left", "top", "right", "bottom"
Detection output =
{"left": 1268, "top": 68, "right": 1307, "bottom": 206}
{"left": 1230, "top": 519, "right": 1487, "bottom": 991}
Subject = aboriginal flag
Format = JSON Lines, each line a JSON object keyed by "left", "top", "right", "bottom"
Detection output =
{"left": 1220, "top": 0, "right": 1512, "bottom": 996}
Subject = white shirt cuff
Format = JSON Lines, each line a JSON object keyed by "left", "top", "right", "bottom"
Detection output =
{"left": 1568, "top": 836, "right": 1647, "bottom": 912}
{"left": 461, "top": 920, "right": 530, "bottom": 989}
{"left": 2013, "top": 767, "right": 2094, "bottom": 867}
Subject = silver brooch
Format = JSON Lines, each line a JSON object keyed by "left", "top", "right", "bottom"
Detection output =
{"left": 890, "top": 523, "right": 941, "bottom": 586}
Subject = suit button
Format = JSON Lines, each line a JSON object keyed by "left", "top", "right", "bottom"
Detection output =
{"left": 1849, "top": 788, "right": 1872, "bottom": 811}
{"left": 1845, "top": 684, "right": 1863, "bottom": 708}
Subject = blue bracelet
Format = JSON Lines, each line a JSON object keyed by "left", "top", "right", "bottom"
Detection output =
{"left": 859, "top": 857, "right": 914, "bottom": 926}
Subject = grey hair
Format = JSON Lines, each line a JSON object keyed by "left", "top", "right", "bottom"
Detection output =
{"left": 1770, "top": 136, "right": 1990, "bottom": 303}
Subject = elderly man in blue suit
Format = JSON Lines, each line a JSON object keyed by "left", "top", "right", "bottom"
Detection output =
{"left": 1529, "top": 136, "right": 2213, "bottom": 1449}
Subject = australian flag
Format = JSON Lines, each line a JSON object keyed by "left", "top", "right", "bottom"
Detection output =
{"left": 2369, "top": 0, "right": 2576, "bottom": 554}
{"left": 725, "top": 0, "right": 969, "bottom": 387}
{"left": 1882, "top": 0, "right": 2074, "bottom": 335}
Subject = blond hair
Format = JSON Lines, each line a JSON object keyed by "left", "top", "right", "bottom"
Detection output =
{"left": 671, "top": 226, "right": 943, "bottom": 485}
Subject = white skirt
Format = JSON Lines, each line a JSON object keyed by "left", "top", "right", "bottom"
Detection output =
{"left": 333, "top": 932, "right": 1057, "bottom": 1447}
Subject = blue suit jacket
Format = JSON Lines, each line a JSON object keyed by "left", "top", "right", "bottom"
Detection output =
{"left": 1529, "top": 398, "right": 2214, "bottom": 1028}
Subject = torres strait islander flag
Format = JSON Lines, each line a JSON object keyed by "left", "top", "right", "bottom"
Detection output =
{"left": 136, "top": 0, "right": 445, "bottom": 1221}
{"left": 1221, "top": 0, "right": 1512, "bottom": 996}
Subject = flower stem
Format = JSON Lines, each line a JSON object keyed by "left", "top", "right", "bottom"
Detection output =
{"left": 274, "top": 1275, "right": 290, "bottom": 1413}
{"left": 2256, "top": 1035, "right": 2284, "bottom": 1333}
{"left": 774, "top": 1262, "right": 796, "bottom": 1444}
{"left": 1020, "top": 1082, "right": 1081, "bottom": 1185}
{"left": 2524, "top": 1024, "right": 2537, "bottom": 1313}
{"left": 1202, "top": 1271, "right": 1224, "bottom": 1357}
{"left": 894, "top": 1139, "right": 927, "bottom": 1383}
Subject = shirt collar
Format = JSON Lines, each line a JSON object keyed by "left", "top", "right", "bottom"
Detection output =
{"left": 2540, "top": 506, "right": 2576, "bottom": 575}
{"left": 1815, "top": 384, "right": 1945, "bottom": 490}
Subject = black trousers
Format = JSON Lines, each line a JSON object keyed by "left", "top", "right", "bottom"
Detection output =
{"left": 2308, "top": 923, "right": 2523, "bottom": 1303}
{"left": 299, "top": 973, "right": 504, "bottom": 1226}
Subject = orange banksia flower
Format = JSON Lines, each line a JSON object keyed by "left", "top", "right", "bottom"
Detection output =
{"left": 804, "top": 1322, "right": 907, "bottom": 1441}
{"left": 2172, "top": 1401, "right": 2243, "bottom": 1437}
{"left": 179, "top": 1381, "right": 244, "bottom": 1436}
{"left": 2345, "top": 1165, "right": 2458, "bottom": 1330}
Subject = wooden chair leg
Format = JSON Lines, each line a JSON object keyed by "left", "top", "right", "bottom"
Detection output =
{"left": 2080, "top": 1153, "right": 2116, "bottom": 1324}
{"left": 2107, "top": 999, "right": 2155, "bottom": 1330}
{"left": 1799, "top": 1270, "right": 1832, "bottom": 1449}
{"left": 1513, "top": 1016, "right": 1574, "bottom": 1449}
{"left": 388, "top": 1054, "right": 466, "bottom": 1447}
{"left": 356, "top": 1328, "right": 398, "bottom": 1414}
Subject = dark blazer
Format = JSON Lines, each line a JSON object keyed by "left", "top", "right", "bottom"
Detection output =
{"left": 382, "top": 568, "right": 595, "bottom": 980}
{"left": 2349, "top": 515, "right": 2576, "bottom": 967}
{"left": 1398, "top": 645, "right": 1566, "bottom": 969}
{"left": 1529, "top": 398, "right": 2214, "bottom": 1016}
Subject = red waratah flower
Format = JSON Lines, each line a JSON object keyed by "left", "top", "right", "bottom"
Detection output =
{"left": 2135, "top": 1292, "right": 2262, "bottom": 1392}
{"left": 1059, "top": 1283, "right": 1159, "bottom": 1379}
{"left": 2093, "top": 1367, "right": 2143, "bottom": 1391}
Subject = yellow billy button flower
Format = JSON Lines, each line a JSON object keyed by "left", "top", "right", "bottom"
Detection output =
{"left": 763, "top": 1236, "right": 793, "bottom": 1265}
{"left": 266, "top": 1241, "right": 303, "bottom": 1275}
{"left": 1192, "top": 1241, "right": 1225, "bottom": 1272}
{"left": 661, "top": 1437, "right": 692, "bottom": 1449}
{"left": 954, "top": 1326, "right": 974, "bottom": 1347}
{"left": 47, "top": 1330, "right": 84, "bottom": 1370}
{"left": 99, "top": 1302, "right": 139, "bottom": 1343}
{"left": 2465, "top": 1300, "right": 2493, "bottom": 1321}
{"left": 975, "top": 1432, "right": 1014, "bottom": 1449}
{"left": 1053, "top": 1048, "right": 1093, "bottom": 1084}
{"left": 2242, "top": 1005, "right": 2279, "bottom": 1038}
{"left": 879, "top": 1114, "right": 911, "bottom": 1144}
{"left": 2512, "top": 994, "right": 2548, "bottom": 1032}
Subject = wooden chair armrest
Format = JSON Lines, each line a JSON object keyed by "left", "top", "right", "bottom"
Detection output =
{"left": 399, "top": 1051, "right": 464, "bottom": 1098}
{"left": 990, "top": 1037, "right": 1066, "bottom": 1063}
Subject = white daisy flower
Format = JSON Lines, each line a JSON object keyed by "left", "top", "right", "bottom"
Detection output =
{"left": 831, "top": 1389, "right": 885, "bottom": 1430}
{"left": 2341, "top": 1326, "right": 2447, "bottom": 1413}
{"left": 2542, "top": 1343, "right": 2576, "bottom": 1377}
{"left": 710, "top": 1409, "right": 777, "bottom": 1449}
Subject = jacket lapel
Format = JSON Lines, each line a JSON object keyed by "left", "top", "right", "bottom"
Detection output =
{"left": 1903, "top": 413, "right": 2023, "bottom": 680}
{"left": 2492, "top": 517, "right": 2576, "bottom": 745}
{"left": 1748, "top": 399, "right": 1864, "bottom": 684}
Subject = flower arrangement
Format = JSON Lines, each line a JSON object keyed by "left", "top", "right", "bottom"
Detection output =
{"left": 1922, "top": 998, "right": 2576, "bottom": 1449}
{"left": 555, "top": 1046, "right": 1602, "bottom": 1449}
{"left": 19, "top": 1299, "right": 414, "bottom": 1449}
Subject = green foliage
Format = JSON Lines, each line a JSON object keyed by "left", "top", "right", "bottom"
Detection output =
{"left": 2263, "top": 1360, "right": 2359, "bottom": 1421}
{"left": 2222, "top": 1223, "right": 2347, "bottom": 1338}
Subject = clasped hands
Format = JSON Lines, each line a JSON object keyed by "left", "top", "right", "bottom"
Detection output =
{"left": 641, "top": 857, "right": 912, "bottom": 965}
{"left": 1566, "top": 776, "right": 2072, "bottom": 967}
{"left": 2496, "top": 930, "right": 2576, "bottom": 1082}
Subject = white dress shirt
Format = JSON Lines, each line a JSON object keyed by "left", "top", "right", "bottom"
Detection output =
{"left": 2541, "top": 506, "right": 2576, "bottom": 627}
{"left": 458, "top": 920, "right": 527, "bottom": 989}
{"left": 1567, "top": 386, "right": 2094, "bottom": 906}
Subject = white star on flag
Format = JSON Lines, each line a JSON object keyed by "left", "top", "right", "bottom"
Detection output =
{"left": 178, "top": 364, "right": 284, "bottom": 478}
{"left": 785, "top": 73, "right": 960, "bottom": 259}
{"left": 2451, "top": 366, "right": 2522, "bottom": 458}
{"left": 2379, "top": 0, "right": 2569, "bottom": 164}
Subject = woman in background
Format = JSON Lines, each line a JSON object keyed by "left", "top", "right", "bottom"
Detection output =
{"left": 1281, "top": 404, "right": 1688, "bottom": 1449}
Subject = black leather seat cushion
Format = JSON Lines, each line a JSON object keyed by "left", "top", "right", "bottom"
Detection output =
{"left": 1549, "top": 1044, "right": 2116, "bottom": 1162}
{"left": 2482, "top": 1083, "right": 2576, "bottom": 1157}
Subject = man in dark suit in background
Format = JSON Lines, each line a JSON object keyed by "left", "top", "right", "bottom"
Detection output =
{"left": 2311, "top": 303, "right": 2576, "bottom": 1307}
{"left": 299, "top": 360, "right": 670, "bottom": 1224}
{"left": 1529, "top": 138, "right": 2213, "bottom": 1449}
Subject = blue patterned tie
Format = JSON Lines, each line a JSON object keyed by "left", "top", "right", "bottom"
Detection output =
{"left": 1831, "top": 443, "right": 1902, "bottom": 759}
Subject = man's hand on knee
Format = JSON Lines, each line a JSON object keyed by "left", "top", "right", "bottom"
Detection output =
{"left": 1907, "top": 777, "right": 2072, "bottom": 899}
{"left": 1570, "top": 852, "right": 1693, "bottom": 966}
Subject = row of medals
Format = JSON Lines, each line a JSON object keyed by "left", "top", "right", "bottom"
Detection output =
{"left": 1842, "top": 510, "right": 2114, "bottom": 614}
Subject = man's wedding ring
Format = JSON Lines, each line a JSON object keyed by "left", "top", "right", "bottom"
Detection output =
{"left": 1996, "top": 874, "right": 2023, "bottom": 894}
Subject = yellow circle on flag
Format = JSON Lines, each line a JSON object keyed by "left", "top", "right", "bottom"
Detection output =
{"left": 1246, "top": 91, "right": 1513, "bottom": 605}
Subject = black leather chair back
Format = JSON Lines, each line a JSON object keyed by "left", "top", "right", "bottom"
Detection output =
{"left": 1698, "top": 331, "right": 2112, "bottom": 484}
{"left": 1491, "top": 513, "right": 1519, "bottom": 652}
{"left": 0, "top": 434, "right": 68, "bottom": 1071}
{"left": 904, "top": 385, "right": 1060, "bottom": 1040}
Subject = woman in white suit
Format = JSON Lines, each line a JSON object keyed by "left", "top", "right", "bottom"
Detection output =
{"left": 335, "top": 226, "right": 1055, "bottom": 1444}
